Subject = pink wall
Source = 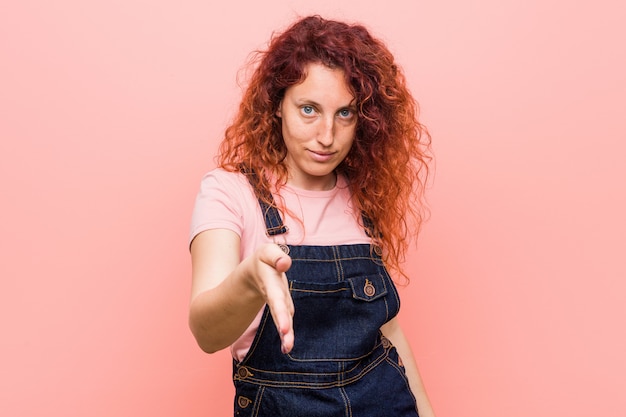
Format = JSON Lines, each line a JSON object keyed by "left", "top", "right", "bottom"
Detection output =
{"left": 1, "top": 1, "right": 624, "bottom": 416}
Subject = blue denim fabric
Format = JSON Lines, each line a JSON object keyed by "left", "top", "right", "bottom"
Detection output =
{"left": 233, "top": 184, "right": 419, "bottom": 416}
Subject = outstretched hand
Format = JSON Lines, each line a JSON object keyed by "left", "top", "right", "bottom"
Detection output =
{"left": 248, "top": 244, "right": 294, "bottom": 354}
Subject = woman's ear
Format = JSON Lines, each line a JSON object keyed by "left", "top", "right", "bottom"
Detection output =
{"left": 276, "top": 101, "right": 282, "bottom": 118}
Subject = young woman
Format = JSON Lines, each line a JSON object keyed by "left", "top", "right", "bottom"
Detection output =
{"left": 189, "top": 15, "right": 434, "bottom": 416}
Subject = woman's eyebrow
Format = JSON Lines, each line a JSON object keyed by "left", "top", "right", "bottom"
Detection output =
{"left": 295, "top": 98, "right": 356, "bottom": 110}
{"left": 295, "top": 99, "right": 322, "bottom": 107}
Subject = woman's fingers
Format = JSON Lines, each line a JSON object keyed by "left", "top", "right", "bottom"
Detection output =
{"left": 266, "top": 286, "right": 294, "bottom": 353}
{"left": 257, "top": 244, "right": 295, "bottom": 354}
{"left": 273, "top": 253, "right": 292, "bottom": 274}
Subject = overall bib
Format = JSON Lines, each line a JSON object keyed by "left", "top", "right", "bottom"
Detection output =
{"left": 233, "top": 180, "right": 419, "bottom": 417}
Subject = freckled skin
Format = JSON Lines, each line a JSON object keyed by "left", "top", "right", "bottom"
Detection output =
{"left": 276, "top": 63, "right": 357, "bottom": 191}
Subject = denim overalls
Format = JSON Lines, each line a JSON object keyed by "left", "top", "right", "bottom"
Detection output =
{"left": 233, "top": 176, "right": 419, "bottom": 417}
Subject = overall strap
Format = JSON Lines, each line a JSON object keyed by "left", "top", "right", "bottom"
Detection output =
{"left": 240, "top": 165, "right": 288, "bottom": 237}
{"left": 362, "top": 215, "right": 378, "bottom": 239}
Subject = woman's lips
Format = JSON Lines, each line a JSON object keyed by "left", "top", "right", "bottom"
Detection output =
{"left": 308, "top": 150, "right": 335, "bottom": 162}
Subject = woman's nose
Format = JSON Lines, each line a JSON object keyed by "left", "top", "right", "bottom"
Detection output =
{"left": 317, "top": 117, "right": 335, "bottom": 146}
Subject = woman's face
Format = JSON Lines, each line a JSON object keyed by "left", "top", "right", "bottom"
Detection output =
{"left": 276, "top": 63, "right": 357, "bottom": 191}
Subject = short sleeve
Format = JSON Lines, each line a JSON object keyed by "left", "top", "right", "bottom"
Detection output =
{"left": 189, "top": 169, "right": 249, "bottom": 246}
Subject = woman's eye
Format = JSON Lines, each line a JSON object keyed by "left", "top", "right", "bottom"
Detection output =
{"left": 338, "top": 109, "right": 353, "bottom": 118}
{"left": 301, "top": 106, "right": 315, "bottom": 115}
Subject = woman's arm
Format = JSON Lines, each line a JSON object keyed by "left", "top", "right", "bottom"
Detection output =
{"left": 189, "top": 229, "right": 294, "bottom": 354}
{"left": 381, "top": 317, "right": 436, "bottom": 417}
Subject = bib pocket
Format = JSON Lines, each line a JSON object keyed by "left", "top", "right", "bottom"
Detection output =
{"left": 287, "top": 274, "right": 389, "bottom": 361}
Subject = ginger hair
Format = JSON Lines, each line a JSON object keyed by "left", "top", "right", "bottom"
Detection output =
{"left": 218, "top": 15, "right": 431, "bottom": 279}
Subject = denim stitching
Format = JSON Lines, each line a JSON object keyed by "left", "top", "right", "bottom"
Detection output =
{"left": 384, "top": 355, "right": 419, "bottom": 409}
{"left": 238, "top": 306, "right": 271, "bottom": 366}
{"left": 339, "top": 386, "right": 352, "bottom": 417}
{"left": 261, "top": 202, "right": 288, "bottom": 236}
{"left": 237, "top": 344, "right": 390, "bottom": 388}
{"left": 333, "top": 246, "right": 344, "bottom": 282}
{"left": 251, "top": 385, "right": 264, "bottom": 417}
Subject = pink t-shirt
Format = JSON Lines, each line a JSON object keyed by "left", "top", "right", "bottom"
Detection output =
{"left": 189, "top": 168, "right": 372, "bottom": 361}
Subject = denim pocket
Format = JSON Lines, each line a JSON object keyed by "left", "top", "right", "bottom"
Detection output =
{"left": 288, "top": 274, "right": 389, "bottom": 361}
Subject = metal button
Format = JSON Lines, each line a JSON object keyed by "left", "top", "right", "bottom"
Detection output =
{"left": 363, "top": 279, "right": 376, "bottom": 297}
{"left": 237, "top": 396, "right": 252, "bottom": 408}
{"left": 237, "top": 366, "right": 251, "bottom": 379}
{"left": 278, "top": 244, "right": 290, "bottom": 255}
{"left": 381, "top": 337, "right": 391, "bottom": 349}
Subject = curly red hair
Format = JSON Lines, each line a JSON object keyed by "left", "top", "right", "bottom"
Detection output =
{"left": 218, "top": 15, "right": 431, "bottom": 279}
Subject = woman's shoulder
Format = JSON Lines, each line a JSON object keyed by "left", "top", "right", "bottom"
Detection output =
{"left": 195, "top": 167, "right": 258, "bottom": 208}
{"left": 201, "top": 166, "right": 247, "bottom": 183}
{"left": 190, "top": 167, "right": 261, "bottom": 244}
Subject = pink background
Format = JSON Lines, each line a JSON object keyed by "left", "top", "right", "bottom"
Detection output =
{"left": 1, "top": 1, "right": 625, "bottom": 416}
